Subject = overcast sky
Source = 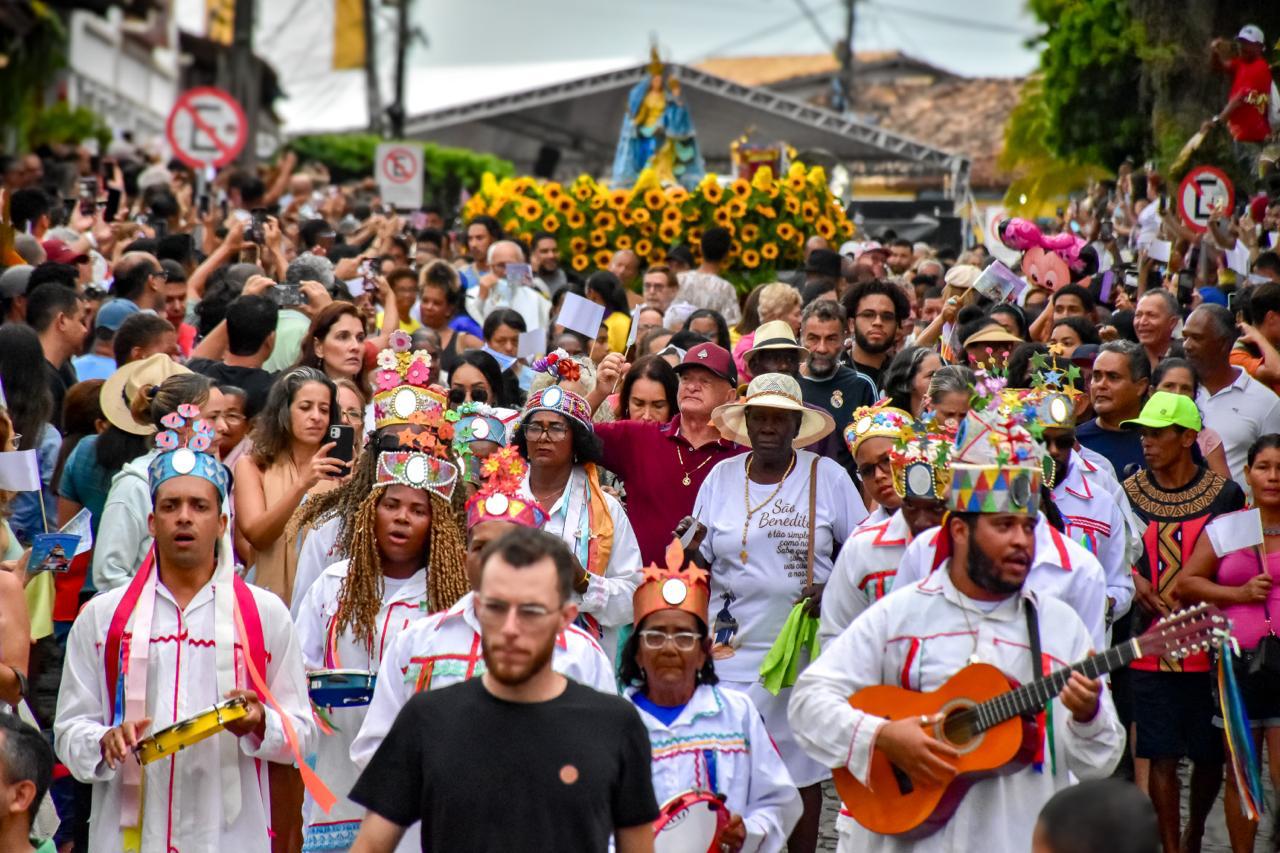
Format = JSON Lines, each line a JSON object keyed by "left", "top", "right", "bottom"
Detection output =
{"left": 401, "top": 0, "right": 1041, "bottom": 78}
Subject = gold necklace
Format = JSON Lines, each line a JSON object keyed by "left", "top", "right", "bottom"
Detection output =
{"left": 740, "top": 452, "right": 796, "bottom": 563}
{"left": 675, "top": 443, "right": 716, "bottom": 487}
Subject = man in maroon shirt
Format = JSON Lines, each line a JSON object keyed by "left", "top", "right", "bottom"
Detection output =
{"left": 594, "top": 342, "right": 743, "bottom": 563}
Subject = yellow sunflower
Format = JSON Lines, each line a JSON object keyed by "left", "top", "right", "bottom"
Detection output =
{"left": 594, "top": 211, "right": 616, "bottom": 230}
{"left": 640, "top": 221, "right": 658, "bottom": 238}
{"left": 571, "top": 254, "right": 590, "bottom": 271}
{"left": 741, "top": 224, "right": 760, "bottom": 243}
{"left": 713, "top": 206, "right": 732, "bottom": 227}
{"left": 756, "top": 205, "right": 776, "bottom": 219}
{"left": 777, "top": 223, "right": 797, "bottom": 241}
{"left": 786, "top": 175, "right": 806, "bottom": 192}
{"left": 544, "top": 182, "right": 563, "bottom": 199}
{"left": 635, "top": 238, "right": 653, "bottom": 257}
{"left": 568, "top": 210, "right": 586, "bottom": 228}
{"left": 784, "top": 196, "right": 801, "bottom": 215}
{"left": 542, "top": 215, "right": 560, "bottom": 232}
{"left": 801, "top": 201, "right": 818, "bottom": 222}
{"left": 742, "top": 249, "right": 761, "bottom": 269}
{"left": 761, "top": 242, "right": 779, "bottom": 260}
{"left": 816, "top": 217, "right": 836, "bottom": 240}
{"left": 730, "top": 240, "right": 742, "bottom": 256}
{"left": 662, "top": 206, "right": 682, "bottom": 225}
{"left": 590, "top": 229, "right": 608, "bottom": 248}
{"left": 590, "top": 194, "right": 606, "bottom": 210}
{"left": 632, "top": 207, "right": 651, "bottom": 225}
{"left": 839, "top": 218, "right": 855, "bottom": 238}
{"left": 726, "top": 199, "right": 746, "bottom": 219}
{"left": 688, "top": 227, "right": 704, "bottom": 246}
{"left": 731, "top": 178, "right": 751, "bottom": 199}
{"left": 518, "top": 230, "right": 532, "bottom": 245}
{"left": 683, "top": 207, "right": 701, "bottom": 222}
{"left": 644, "top": 189, "right": 665, "bottom": 210}
{"left": 556, "top": 197, "right": 574, "bottom": 213}
{"left": 667, "top": 187, "right": 689, "bottom": 204}
{"left": 616, "top": 234, "right": 633, "bottom": 251}
{"left": 522, "top": 201, "right": 542, "bottom": 220}
{"left": 609, "top": 189, "right": 629, "bottom": 209}
{"left": 504, "top": 217, "right": 520, "bottom": 234}
{"left": 574, "top": 185, "right": 592, "bottom": 201}
{"left": 570, "top": 236, "right": 588, "bottom": 255}
{"left": 619, "top": 209, "right": 633, "bottom": 227}
{"left": 702, "top": 182, "right": 724, "bottom": 205}
{"left": 659, "top": 223, "right": 679, "bottom": 242}
{"left": 593, "top": 249, "right": 613, "bottom": 269}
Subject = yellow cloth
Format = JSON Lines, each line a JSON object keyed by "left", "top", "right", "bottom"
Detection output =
{"left": 376, "top": 309, "right": 423, "bottom": 335}
{"left": 604, "top": 311, "right": 631, "bottom": 354}
{"left": 25, "top": 572, "right": 53, "bottom": 641}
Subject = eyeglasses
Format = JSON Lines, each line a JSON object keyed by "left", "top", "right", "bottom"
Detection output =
{"left": 448, "top": 387, "right": 489, "bottom": 406}
{"left": 524, "top": 422, "right": 569, "bottom": 442}
{"left": 149, "top": 268, "right": 168, "bottom": 281}
{"left": 856, "top": 310, "right": 897, "bottom": 325}
{"left": 1043, "top": 433, "right": 1077, "bottom": 451}
{"left": 638, "top": 630, "right": 704, "bottom": 652}
{"left": 856, "top": 456, "right": 892, "bottom": 480}
{"left": 476, "top": 596, "right": 558, "bottom": 626}
{"left": 343, "top": 409, "right": 363, "bottom": 423}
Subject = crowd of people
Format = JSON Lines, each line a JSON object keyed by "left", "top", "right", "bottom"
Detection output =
{"left": 2, "top": 24, "right": 1280, "bottom": 852}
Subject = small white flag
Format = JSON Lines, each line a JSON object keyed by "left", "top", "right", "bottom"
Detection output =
{"left": 0, "top": 450, "right": 41, "bottom": 492}
{"left": 1206, "top": 508, "right": 1264, "bottom": 557}
{"left": 518, "top": 329, "right": 545, "bottom": 360}
{"left": 557, "top": 292, "right": 605, "bottom": 340}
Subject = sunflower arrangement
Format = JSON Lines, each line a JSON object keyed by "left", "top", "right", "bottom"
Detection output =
{"left": 460, "top": 162, "right": 854, "bottom": 291}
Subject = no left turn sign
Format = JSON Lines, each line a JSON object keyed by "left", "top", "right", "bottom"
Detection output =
{"left": 1176, "top": 165, "right": 1234, "bottom": 234}
{"left": 166, "top": 87, "right": 248, "bottom": 170}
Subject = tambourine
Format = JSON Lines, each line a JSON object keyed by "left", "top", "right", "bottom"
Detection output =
{"left": 134, "top": 696, "right": 249, "bottom": 765}
{"left": 308, "top": 669, "right": 376, "bottom": 708}
{"left": 653, "top": 789, "right": 730, "bottom": 853}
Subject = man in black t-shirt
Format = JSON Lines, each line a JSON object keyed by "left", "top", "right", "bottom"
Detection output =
{"left": 186, "top": 295, "right": 277, "bottom": 417}
{"left": 349, "top": 529, "right": 658, "bottom": 853}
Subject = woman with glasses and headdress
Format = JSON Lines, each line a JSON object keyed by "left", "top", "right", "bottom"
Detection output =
{"left": 515, "top": 353, "right": 641, "bottom": 661}
{"left": 620, "top": 545, "right": 801, "bottom": 852}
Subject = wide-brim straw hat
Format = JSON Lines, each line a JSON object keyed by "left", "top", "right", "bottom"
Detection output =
{"left": 743, "top": 319, "right": 809, "bottom": 366}
{"left": 711, "top": 372, "right": 835, "bottom": 448}
{"left": 100, "top": 353, "right": 191, "bottom": 436}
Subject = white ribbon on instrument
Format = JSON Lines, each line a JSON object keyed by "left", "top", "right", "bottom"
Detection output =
{"left": 119, "top": 560, "right": 156, "bottom": 831}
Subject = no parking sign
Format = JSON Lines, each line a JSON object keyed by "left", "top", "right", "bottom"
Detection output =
{"left": 1176, "top": 165, "right": 1234, "bottom": 234}
{"left": 165, "top": 87, "right": 247, "bottom": 170}
{"left": 376, "top": 143, "right": 424, "bottom": 210}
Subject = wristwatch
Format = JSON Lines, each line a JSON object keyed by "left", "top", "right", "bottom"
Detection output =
{"left": 9, "top": 666, "right": 26, "bottom": 701}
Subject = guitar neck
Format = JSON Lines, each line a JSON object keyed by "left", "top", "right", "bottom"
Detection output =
{"left": 975, "top": 639, "right": 1139, "bottom": 729}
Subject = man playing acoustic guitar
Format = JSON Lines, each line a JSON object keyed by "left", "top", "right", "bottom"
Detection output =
{"left": 788, "top": 399, "right": 1125, "bottom": 853}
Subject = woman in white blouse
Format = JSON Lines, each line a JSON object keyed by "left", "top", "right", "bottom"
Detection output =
{"left": 691, "top": 372, "right": 865, "bottom": 852}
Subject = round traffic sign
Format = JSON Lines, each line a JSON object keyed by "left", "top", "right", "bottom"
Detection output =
{"left": 1176, "top": 165, "right": 1234, "bottom": 234}
{"left": 380, "top": 147, "right": 419, "bottom": 184}
{"left": 165, "top": 87, "right": 248, "bottom": 170}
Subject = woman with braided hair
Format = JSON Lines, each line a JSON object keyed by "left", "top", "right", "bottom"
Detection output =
{"left": 294, "top": 339, "right": 468, "bottom": 851}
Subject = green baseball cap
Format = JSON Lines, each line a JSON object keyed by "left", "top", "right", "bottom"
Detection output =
{"left": 1121, "top": 391, "right": 1202, "bottom": 431}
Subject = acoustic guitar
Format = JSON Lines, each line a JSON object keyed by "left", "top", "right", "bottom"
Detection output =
{"left": 832, "top": 604, "right": 1229, "bottom": 838}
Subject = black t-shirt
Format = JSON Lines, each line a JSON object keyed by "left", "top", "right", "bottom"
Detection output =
{"left": 186, "top": 358, "right": 276, "bottom": 418}
{"left": 349, "top": 677, "right": 659, "bottom": 852}
{"left": 45, "top": 359, "right": 76, "bottom": 430}
{"left": 1076, "top": 418, "right": 1146, "bottom": 481}
{"left": 800, "top": 366, "right": 877, "bottom": 477}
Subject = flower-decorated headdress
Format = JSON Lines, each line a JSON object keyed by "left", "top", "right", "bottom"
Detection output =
{"left": 450, "top": 401, "right": 510, "bottom": 484}
{"left": 372, "top": 330, "right": 452, "bottom": 435}
{"left": 147, "top": 404, "right": 230, "bottom": 499}
{"left": 520, "top": 349, "right": 594, "bottom": 434}
{"left": 948, "top": 397, "right": 1046, "bottom": 516}
{"left": 465, "top": 447, "right": 548, "bottom": 529}
{"left": 890, "top": 419, "right": 954, "bottom": 502}
{"left": 1012, "top": 350, "right": 1083, "bottom": 433}
{"left": 843, "top": 402, "right": 913, "bottom": 458}
{"left": 632, "top": 539, "right": 710, "bottom": 629}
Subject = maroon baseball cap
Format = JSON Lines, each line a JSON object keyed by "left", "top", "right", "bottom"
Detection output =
{"left": 41, "top": 239, "right": 89, "bottom": 265}
{"left": 674, "top": 342, "right": 738, "bottom": 385}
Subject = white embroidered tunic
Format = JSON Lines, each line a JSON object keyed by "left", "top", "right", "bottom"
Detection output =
{"left": 820, "top": 510, "right": 912, "bottom": 648}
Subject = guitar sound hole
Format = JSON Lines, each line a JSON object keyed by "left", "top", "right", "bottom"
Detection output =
{"left": 940, "top": 707, "right": 980, "bottom": 745}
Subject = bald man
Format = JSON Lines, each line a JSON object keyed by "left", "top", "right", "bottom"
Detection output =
{"left": 465, "top": 240, "right": 550, "bottom": 331}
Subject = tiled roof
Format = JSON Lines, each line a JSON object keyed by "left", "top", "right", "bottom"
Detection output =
{"left": 695, "top": 50, "right": 940, "bottom": 88}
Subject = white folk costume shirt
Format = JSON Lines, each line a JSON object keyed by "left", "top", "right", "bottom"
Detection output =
{"left": 1076, "top": 449, "right": 1145, "bottom": 570}
{"left": 295, "top": 560, "right": 431, "bottom": 852}
{"left": 820, "top": 510, "right": 911, "bottom": 648}
{"left": 893, "top": 515, "right": 1108, "bottom": 650}
{"left": 628, "top": 684, "right": 802, "bottom": 853}
{"left": 788, "top": 569, "right": 1125, "bottom": 853}
{"left": 523, "top": 464, "right": 643, "bottom": 660}
{"left": 350, "top": 590, "right": 617, "bottom": 769}
{"left": 54, "top": 580, "right": 313, "bottom": 853}
{"left": 693, "top": 451, "right": 865, "bottom": 787}
{"left": 290, "top": 516, "right": 341, "bottom": 619}
{"left": 1052, "top": 453, "right": 1134, "bottom": 620}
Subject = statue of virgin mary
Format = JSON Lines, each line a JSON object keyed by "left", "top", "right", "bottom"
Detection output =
{"left": 611, "top": 48, "right": 706, "bottom": 188}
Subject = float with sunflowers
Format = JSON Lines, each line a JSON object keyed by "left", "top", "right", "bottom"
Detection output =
{"left": 459, "top": 163, "right": 854, "bottom": 291}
